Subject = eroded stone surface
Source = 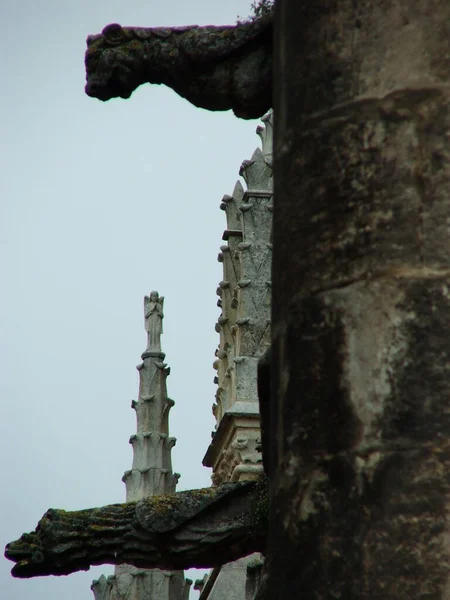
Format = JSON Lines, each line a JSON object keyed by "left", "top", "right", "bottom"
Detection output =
{"left": 269, "top": 1, "right": 450, "bottom": 594}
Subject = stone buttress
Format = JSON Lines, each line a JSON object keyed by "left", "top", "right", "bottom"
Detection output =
{"left": 198, "top": 111, "right": 273, "bottom": 600}
{"left": 91, "top": 293, "right": 191, "bottom": 600}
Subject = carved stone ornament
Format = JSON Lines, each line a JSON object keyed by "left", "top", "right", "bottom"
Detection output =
{"left": 144, "top": 291, "right": 164, "bottom": 352}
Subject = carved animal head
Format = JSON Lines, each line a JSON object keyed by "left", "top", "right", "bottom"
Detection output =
{"left": 85, "top": 17, "right": 273, "bottom": 117}
{"left": 85, "top": 23, "right": 149, "bottom": 101}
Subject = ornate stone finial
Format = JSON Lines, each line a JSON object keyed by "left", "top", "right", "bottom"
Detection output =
{"left": 256, "top": 109, "right": 273, "bottom": 168}
{"left": 144, "top": 291, "right": 164, "bottom": 352}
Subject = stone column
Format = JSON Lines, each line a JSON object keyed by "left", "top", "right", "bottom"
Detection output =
{"left": 268, "top": 1, "right": 450, "bottom": 598}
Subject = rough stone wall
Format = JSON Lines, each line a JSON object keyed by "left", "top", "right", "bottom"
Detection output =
{"left": 266, "top": 1, "right": 450, "bottom": 598}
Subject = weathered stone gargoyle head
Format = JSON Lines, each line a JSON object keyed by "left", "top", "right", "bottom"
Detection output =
{"left": 84, "top": 17, "right": 273, "bottom": 119}
{"left": 85, "top": 23, "right": 152, "bottom": 101}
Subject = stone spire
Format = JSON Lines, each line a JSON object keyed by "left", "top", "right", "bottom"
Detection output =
{"left": 199, "top": 111, "right": 273, "bottom": 600}
{"left": 203, "top": 110, "right": 273, "bottom": 486}
{"left": 91, "top": 293, "right": 191, "bottom": 600}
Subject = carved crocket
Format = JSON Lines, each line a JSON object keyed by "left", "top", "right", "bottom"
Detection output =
{"left": 84, "top": 15, "right": 273, "bottom": 119}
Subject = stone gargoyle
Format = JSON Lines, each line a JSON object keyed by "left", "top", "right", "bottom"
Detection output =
{"left": 84, "top": 15, "right": 273, "bottom": 119}
{"left": 5, "top": 479, "right": 268, "bottom": 578}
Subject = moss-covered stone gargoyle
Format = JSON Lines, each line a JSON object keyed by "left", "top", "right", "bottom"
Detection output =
{"left": 84, "top": 15, "right": 272, "bottom": 119}
{"left": 5, "top": 479, "right": 268, "bottom": 578}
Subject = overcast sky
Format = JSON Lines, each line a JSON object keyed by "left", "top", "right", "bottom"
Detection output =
{"left": 1, "top": 1, "right": 264, "bottom": 598}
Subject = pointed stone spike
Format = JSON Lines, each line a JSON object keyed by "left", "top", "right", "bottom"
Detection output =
{"left": 256, "top": 109, "right": 273, "bottom": 167}
{"left": 239, "top": 148, "right": 272, "bottom": 189}
{"left": 233, "top": 179, "right": 245, "bottom": 203}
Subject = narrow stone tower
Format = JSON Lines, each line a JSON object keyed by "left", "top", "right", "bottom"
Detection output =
{"left": 197, "top": 111, "right": 273, "bottom": 600}
{"left": 91, "top": 292, "right": 191, "bottom": 600}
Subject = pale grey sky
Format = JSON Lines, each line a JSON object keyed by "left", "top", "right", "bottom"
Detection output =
{"left": 1, "top": 1, "right": 264, "bottom": 598}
